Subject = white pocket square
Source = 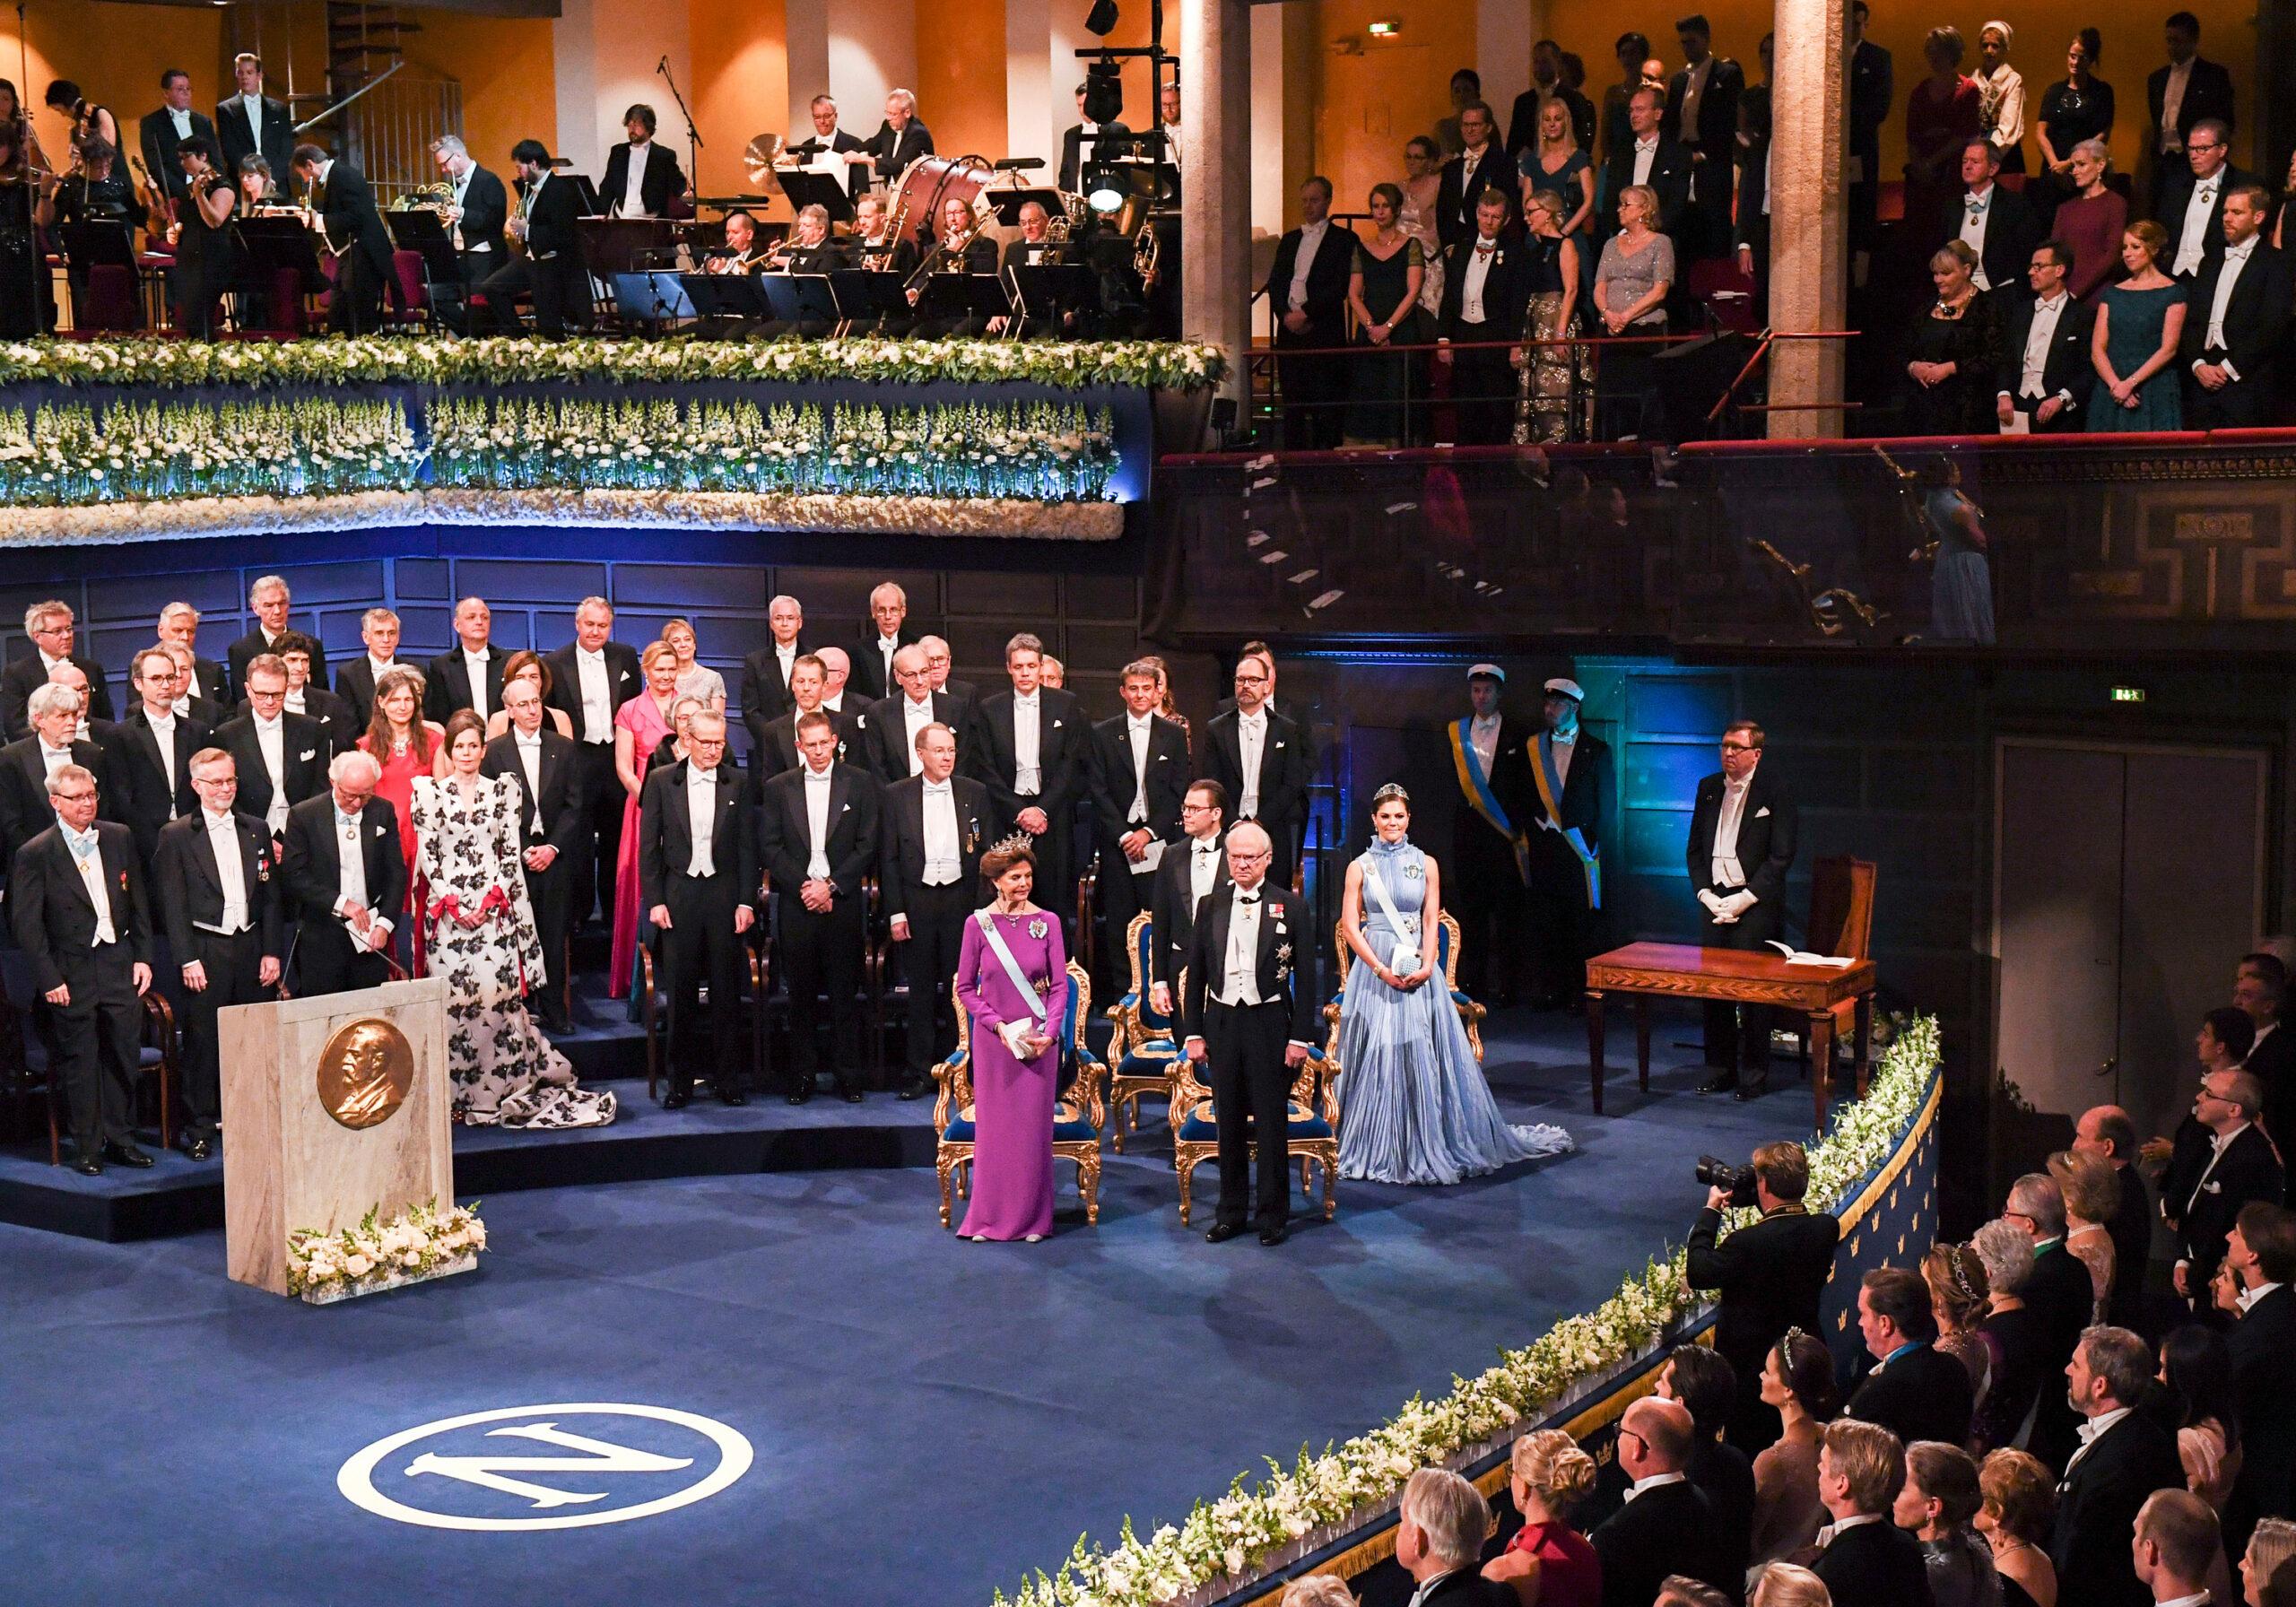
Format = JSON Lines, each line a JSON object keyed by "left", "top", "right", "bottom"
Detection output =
{"left": 1754, "top": 806, "right": 1770, "bottom": 818}
{"left": 2204, "top": 1180, "right": 2222, "bottom": 1194}
{"left": 299, "top": 750, "right": 317, "bottom": 761}
{"left": 1274, "top": 741, "right": 1285, "bottom": 749}
{"left": 373, "top": 825, "right": 386, "bottom": 838}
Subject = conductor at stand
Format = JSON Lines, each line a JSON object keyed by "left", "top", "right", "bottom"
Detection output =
{"left": 1685, "top": 718, "right": 1796, "bottom": 1097}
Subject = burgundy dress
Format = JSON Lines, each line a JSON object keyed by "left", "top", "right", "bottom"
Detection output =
{"left": 1503, "top": 1519, "right": 1601, "bottom": 1607}
{"left": 955, "top": 908, "right": 1070, "bottom": 1241}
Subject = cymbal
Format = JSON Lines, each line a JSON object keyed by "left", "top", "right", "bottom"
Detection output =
{"left": 742, "top": 134, "right": 785, "bottom": 187}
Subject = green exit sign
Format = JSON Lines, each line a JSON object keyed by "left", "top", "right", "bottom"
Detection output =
{"left": 2110, "top": 686, "right": 2146, "bottom": 704}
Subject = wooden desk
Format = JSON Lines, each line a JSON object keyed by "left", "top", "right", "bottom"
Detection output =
{"left": 1583, "top": 942, "right": 1878, "bottom": 1125}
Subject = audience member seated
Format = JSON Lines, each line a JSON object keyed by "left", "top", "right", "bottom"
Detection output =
{"left": 1809, "top": 1418, "right": 1931, "bottom": 1607}
{"left": 2053, "top": 1325, "right": 2186, "bottom": 1607}
{"left": 1750, "top": 1328, "right": 1837, "bottom": 1568}
{"left": 1484, "top": 1429, "right": 1601, "bottom": 1607}
{"left": 1589, "top": 1396, "right": 1730, "bottom": 1607}
{"left": 1396, "top": 1467, "right": 1516, "bottom": 1607}
{"left": 1978, "top": 1448, "right": 2059, "bottom": 1607}
{"left": 1846, "top": 1265, "right": 1977, "bottom": 1449}
{"left": 1278, "top": 1575, "right": 1354, "bottom": 1607}
{"left": 1894, "top": 1439, "right": 2000, "bottom": 1607}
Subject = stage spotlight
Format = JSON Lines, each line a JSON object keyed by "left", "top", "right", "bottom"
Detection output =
{"left": 1083, "top": 53, "right": 1124, "bottom": 125}
{"left": 1084, "top": 0, "right": 1119, "bottom": 36}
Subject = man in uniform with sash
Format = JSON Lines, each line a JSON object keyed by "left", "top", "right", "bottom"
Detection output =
{"left": 1523, "top": 677, "right": 1613, "bottom": 1010}
{"left": 1448, "top": 664, "right": 1533, "bottom": 1004}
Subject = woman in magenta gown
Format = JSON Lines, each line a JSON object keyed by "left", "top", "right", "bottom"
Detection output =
{"left": 954, "top": 840, "right": 1070, "bottom": 1243}
{"left": 608, "top": 640, "right": 681, "bottom": 999}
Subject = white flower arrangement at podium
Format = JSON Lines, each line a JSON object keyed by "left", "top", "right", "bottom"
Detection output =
{"left": 995, "top": 1016, "right": 1944, "bottom": 1607}
{"left": 286, "top": 1198, "right": 487, "bottom": 1305}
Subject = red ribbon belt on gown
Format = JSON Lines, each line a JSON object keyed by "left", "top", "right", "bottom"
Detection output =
{"left": 427, "top": 884, "right": 512, "bottom": 928}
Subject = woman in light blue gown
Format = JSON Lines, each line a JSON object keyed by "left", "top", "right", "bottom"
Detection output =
{"left": 1336, "top": 784, "right": 1573, "bottom": 1185}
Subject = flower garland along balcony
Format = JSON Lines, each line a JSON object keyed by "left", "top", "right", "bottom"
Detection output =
{"left": 0, "top": 334, "right": 1223, "bottom": 544}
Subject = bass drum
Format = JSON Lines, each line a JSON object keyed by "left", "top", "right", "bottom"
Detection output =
{"left": 892, "top": 153, "right": 991, "bottom": 248}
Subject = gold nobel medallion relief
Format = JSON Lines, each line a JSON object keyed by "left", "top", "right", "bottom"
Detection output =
{"left": 317, "top": 1018, "right": 414, "bottom": 1130}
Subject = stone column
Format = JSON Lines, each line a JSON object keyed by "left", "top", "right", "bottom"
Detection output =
{"left": 1180, "top": 0, "right": 1249, "bottom": 409}
{"left": 1765, "top": 0, "right": 1848, "bottom": 439}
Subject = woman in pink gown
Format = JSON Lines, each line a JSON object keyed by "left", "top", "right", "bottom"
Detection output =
{"left": 954, "top": 840, "right": 1070, "bottom": 1243}
{"left": 358, "top": 665, "right": 447, "bottom": 977}
{"left": 608, "top": 641, "right": 683, "bottom": 999}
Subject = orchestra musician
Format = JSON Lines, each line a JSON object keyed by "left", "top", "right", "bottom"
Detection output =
{"left": 849, "top": 194, "right": 917, "bottom": 275}
{"left": 757, "top": 202, "right": 846, "bottom": 339}
{"left": 702, "top": 208, "right": 764, "bottom": 274}
{"left": 0, "top": 112, "right": 45, "bottom": 339}
{"left": 906, "top": 192, "right": 996, "bottom": 336}
{"left": 599, "top": 103, "right": 690, "bottom": 219}
{"left": 987, "top": 200, "right": 1074, "bottom": 337}
{"left": 429, "top": 135, "right": 509, "bottom": 288}
{"left": 216, "top": 53, "right": 294, "bottom": 187}
{"left": 137, "top": 69, "right": 212, "bottom": 212}
{"left": 170, "top": 136, "right": 239, "bottom": 339}
{"left": 36, "top": 137, "right": 146, "bottom": 325}
{"left": 789, "top": 95, "right": 874, "bottom": 201}
{"left": 484, "top": 138, "right": 589, "bottom": 337}
{"left": 45, "top": 80, "right": 119, "bottom": 162}
{"left": 862, "top": 89, "right": 934, "bottom": 184}
{"left": 291, "top": 142, "right": 394, "bottom": 335}
{"left": 1057, "top": 82, "right": 1130, "bottom": 194}
{"left": 235, "top": 155, "right": 281, "bottom": 210}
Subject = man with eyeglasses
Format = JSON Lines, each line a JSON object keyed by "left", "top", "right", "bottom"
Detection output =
{"left": 3, "top": 600, "right": 114, "bottom": 742}
{"left": 1181, "top": 821, "right": 1314, "bottom": 1247}
{"left": 1204, "top": 647, "right": 1311, "bottom": 891}
{"left": 278, "top": 749, "right": 406, "bottom": 996}
{"left": 2169, "top": 1068, "right": 2283, "bottom": 1318}
{"left": 643, "top": 709, "right": 759, "bottom": 1108}
{"left": 0, "top": 683, "right": 111, "bottom": 869}
{"left": 13, "top": 763, "right": 153, "bottom": 1176}
{"left": 154, "top": 749, "right": 283, "bottom": 1160}
{"left": 2003, "top": 1169, "right": 2097, "bottom": 1468}
{"left": 213, "top": 655, "right": 329, "bottom": 842}
{"left": 1152, "top": 779, "right": 1231, "bottom": 1021}
{"left": 1684, "top": 718, "right": 1796, "bottom": 1097}
{"left": 2160, "top": 117, "right": 2252, "bottom": 281}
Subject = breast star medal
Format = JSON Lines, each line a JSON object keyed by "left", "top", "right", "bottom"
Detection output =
{"left": 1028, "top": 917, "right": 1048, "bottom": 940}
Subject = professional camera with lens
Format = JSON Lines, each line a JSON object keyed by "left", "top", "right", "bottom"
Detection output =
{"left": 1696, "top": 1155, "right": 1759, "bottom": 1208}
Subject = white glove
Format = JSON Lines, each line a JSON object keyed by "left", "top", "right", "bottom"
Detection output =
{"left": 1719, "top": 890, "right": 1758, "bottom": 918}
{"left": 1696, "top": 889, "right": 1724, "bottom": 916}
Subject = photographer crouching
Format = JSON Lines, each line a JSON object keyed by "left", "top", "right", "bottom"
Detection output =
{"left": 1686, "top": 1141, "right": 1841, "bottom": 1454}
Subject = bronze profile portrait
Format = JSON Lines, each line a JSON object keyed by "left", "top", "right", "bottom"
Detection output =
{"left": 316, "top": 1018, "right": 415, "bottom": 1131}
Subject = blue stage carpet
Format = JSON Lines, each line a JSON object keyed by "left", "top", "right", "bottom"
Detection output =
{"left": 2, "top": 1011, "right": 1789, "bottom": 1607}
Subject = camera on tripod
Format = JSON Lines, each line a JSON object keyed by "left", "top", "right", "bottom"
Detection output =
{"left": 1696, "top": 1155, "right": 1759, "bottom": 1209}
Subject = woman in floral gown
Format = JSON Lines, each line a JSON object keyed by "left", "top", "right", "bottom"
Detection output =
{"left": 413, "top": 711, "right": 616, "bottom": 1129}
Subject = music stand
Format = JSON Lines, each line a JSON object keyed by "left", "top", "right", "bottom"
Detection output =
{"left": 237, "top": 217, "right": 329, "bottom": 333}
{"left": 566, "top": 173, "right": 604, "bottom": 217}
{"left": 614, "top": 270, "right": 695, "bottom": 329}
{"left": 56, "top": 222, "right": 138, "bottom": 332}
{"left": 759, "top": 273, "right": 839, "bottom": 326}
{"left": 387, "top": 210, "right": 463, "bottom": 332}
{"left": 682, "top": 272, "right": 764, "bottom": 338}
{"left": 772, "top": 168, "right": 856, "bottom": 229}
{"left": 828, "top": 268, "right": 905, "bottom": 325}
{"left": 1011, "top": 261, "right": 1098, "bottom": 334}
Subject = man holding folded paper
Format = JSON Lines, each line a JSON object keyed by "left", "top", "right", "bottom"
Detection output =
{"left": 1685, "top": 718, "right": 1796, "bottom": 1099}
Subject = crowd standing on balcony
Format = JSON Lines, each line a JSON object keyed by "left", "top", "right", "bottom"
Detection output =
{"left": 1262, "top": 8, "right": 2296, "bottom": 449}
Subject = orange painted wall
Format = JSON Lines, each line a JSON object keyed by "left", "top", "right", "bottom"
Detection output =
{"left": 4, "top": 1, "right": 222, "bottom": 167}
{"left": 403, "top": 8, "right": 558, "bottom": 169}
{"left": 690, "top": 0, "right": 787, "bottom": 198}
{"left": 1309, "top": 0, "right": 1474, "bottom": 222}
{"left": 1533, "top": 0, "right": 2260, "bottom": 179}
{"left": 913, "top": 0, "right": 1003, "bottom": 165}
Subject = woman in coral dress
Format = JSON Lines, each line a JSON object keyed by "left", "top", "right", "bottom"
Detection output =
{"left": 953, "top": 839, "right": 1070, "bottom": 1243}
{"left": 607, "top": 640, "right": 683, "bottom": 999}
{"left": 358, "top": 664, "right": 447, "bottom": 976}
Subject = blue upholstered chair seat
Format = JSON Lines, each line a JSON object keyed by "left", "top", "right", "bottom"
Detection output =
{"left": 1118, "top": 1039, "right": 1178, "bottom": 1075}
{"left": 941, "top": 1101, "right": 1100, "bottom": 1145}
{"left": 1176, "top": 1101, "right": 1333, "bottom": 1142}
